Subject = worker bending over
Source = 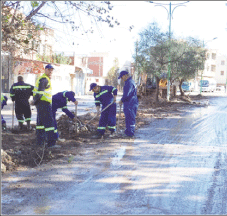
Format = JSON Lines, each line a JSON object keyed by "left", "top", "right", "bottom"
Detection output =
{"left": 118, "top": 71, "right": 138, "bottom": 138}
{"left": 90, "top": 83, "right": 117, "bottom": 139}
{"left": 1, "top": 94, "right": 8, "bottom": 130}
{"left": 10, "top": 76, "right": 34, "bottom": 130}
{"left": 52, "top": 90, "right": 78, "bottom": 140}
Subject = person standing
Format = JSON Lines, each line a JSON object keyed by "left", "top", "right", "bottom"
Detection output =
{"left": 52, "top": 90, "right": 78, "bottom": 140}
{"left": 32, "top": 64, "right": 58, "bottom": 148}
{"left": 118, "top": 71, "right": 138, "bottom": 138}
{"left": 90, "top": 83, "right": 118, "bottom": 139}
{"left": 10, "top": 76, "right": 34, "bottom": 130}
{"left": 1, "top": 94, "right": 8, "bottom": 130}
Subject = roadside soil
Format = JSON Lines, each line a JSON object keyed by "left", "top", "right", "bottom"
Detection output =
{"left": 1, "top": 94, "right": 208, "bottom": 174}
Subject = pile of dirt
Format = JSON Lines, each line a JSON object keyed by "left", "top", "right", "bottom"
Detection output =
{"left": 1, "top": 94, "right": 206, "bottom": 174}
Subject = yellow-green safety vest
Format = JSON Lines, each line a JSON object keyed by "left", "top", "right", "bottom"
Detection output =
{"left": 33, "top": 73, "right": 52, "bottom": 103}
{"left": 1, "top": 94, "right": 5, "bottom": 102}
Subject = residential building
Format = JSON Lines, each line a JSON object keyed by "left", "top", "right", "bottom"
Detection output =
{"left": 198, "top": 49, "right": 227, "bottom": 89}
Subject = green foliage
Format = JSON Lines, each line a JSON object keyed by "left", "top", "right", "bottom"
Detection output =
{"left": 31, "top": 1, "right": 39, "bottom": 8}
{"left": 106, "top": 58, "right": 119, "bottom": 87}
{"left": 36, "top": 52, "right": 72, "bottom": 65}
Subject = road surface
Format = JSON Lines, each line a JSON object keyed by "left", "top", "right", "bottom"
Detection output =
{"left": 2, "top": 95, "right": 227, "bottom": 215}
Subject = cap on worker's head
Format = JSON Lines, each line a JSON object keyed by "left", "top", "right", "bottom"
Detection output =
{"left": 118, "top": 71, "right": 129, "bottom": 79}
{"left": 90, "top": 83, "right": 97, "bottom": 91}
{"left": 45, "top": 64, "right": 54, "bottom": 70}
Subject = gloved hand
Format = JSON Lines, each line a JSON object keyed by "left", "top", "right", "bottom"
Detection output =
{"left": 30, "top": 100, "right": 35, "bottom": 106}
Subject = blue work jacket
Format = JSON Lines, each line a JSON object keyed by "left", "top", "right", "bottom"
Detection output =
{"left": 52, "top": 91, "right": 76, "bottom": 119}
{"left": 94, "top": 85, "right": 117, "bottom": 108}
{"left": 121, "top": 77, "right": 138, "bottom": 107}
{"left": 10, "top": 81, "right": 34, "bottom": 102}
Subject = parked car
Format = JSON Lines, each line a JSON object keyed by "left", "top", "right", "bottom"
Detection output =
{"left": 199, "top": 78, "right": 216, "bottom": 92}
{"left": 181, "top": 81, "right": 194, "bottom": 92}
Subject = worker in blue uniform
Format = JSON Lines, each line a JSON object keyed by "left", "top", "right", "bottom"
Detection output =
{"left": 52, "top": 91, "right": 78, "bottom": 140}
{"left": 90, "top": 83, "right": 118, "bottom": 139}
{"left": 1, "top": 94, "right": 8, "bottom": 130}
{"left": 32, "top": 64, "right": 58, "bottom": 148}
{"left": 118, "top": 71, "right": 138, "bottom": 138}
{"left": 10, "top": 76, "right": 34, "bottom": 130}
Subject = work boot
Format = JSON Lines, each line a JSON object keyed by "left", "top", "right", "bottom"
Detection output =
{"left": 26, "top": 121, "right": 31, "bottom": 130}
{"left": 109, "top": 131, "right": 116, "bottom": 138}
{"left": 2, "top": 122, "right": 6, "bottom": 131}
{"left": 19, "top": 122, "right": 24, "bottom": 130}
{"left": 93, "top": 133, "right": 103, "bottom": 139}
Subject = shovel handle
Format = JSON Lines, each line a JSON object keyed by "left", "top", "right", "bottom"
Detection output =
{"left": 86, "top": 101, "right": 114, "bottom": 125}
{"left": 117, "top": 104, "right": 122, "bottom": 132}
{"left": 75, "top": 104, "right": 78, "bottom": 134}
{"left": 12, "top": 101, "right": 14, "bottom": 129}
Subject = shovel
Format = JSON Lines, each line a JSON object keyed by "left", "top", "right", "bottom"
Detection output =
{"left": 75, "top": 103, "right": 78, "bottom": 134}
{"left": 12, "top": 101, "right": 15, "bottom": 130}
{"left": 80, "top": 101, "right": 114, "bottom": 130}
{"left": 117, "top": 103, "right": 122, "bottom": 134}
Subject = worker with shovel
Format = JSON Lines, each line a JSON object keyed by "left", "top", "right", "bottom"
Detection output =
{"left": 90, "top": 83, "right": 118, "bottom": 139}
{"left": 52, "top": 90, "right": 78, "bottom": 141}
{"left": 1, "top": 94, "right": 8, "bottom": 131}
{"left": 10, "top": 76, "right": 34, "bottom": 130}
{"left": 118, "top": 71, "right": 138, "bottom": 139}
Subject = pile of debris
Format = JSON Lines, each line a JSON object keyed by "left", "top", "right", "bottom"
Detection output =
{"left": 57, "top": 111, "right": 99, "bottom": 137}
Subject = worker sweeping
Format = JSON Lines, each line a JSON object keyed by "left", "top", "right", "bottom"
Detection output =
{"left": 52, "top": 90, "right": 78, "bottom": 140}
{"left": 1, "top": 94, "right": 8, "bottom": 130}
{"left": 118, "top": 71, "right": 138, "bottom": 138}
{"left": 32, "top": 64, "right": 58, "bottom": 148}
{"left": 90, "top": 82, "right": 117, "bottom": 139}
{"left": 10, "top": 76, "right": 34, "bottom": 130}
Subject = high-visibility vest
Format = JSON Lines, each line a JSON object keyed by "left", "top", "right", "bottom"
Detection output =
{"left": 1, "top": 94, "right": 5, "bottom": 102}
{"left": 33, "top": 73, "right": 52, "bottom": 103}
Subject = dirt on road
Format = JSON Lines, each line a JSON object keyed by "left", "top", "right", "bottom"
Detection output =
{"left": 1, "top": 94, "right": 207, "bottom": 174}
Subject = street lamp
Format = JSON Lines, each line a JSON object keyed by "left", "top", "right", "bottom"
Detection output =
{"left": 200, "top": 37, "right": 217, "bottom": 95}
{"left": 149, "top": 1, "right": 189, "bottom": 101}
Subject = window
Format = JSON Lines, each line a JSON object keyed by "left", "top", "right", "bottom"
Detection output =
{"left": 221, "top": 60, "right": 225, "bottom": 65}
{"left": 211, "top": 65, "right": 216, "bottom": 72}
{"left": 207, "top": 53, "right": 210, "bottom": 59}
{"left": 212, "top": 53, "right": 216, "bottom": 60}
{"left": 207, "top": 65, "right": 209, "bottom": 71}
{"left": 221, "top": 71, "right": 224, "bottom": 76}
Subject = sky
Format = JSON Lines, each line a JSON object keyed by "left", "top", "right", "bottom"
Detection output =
{"left": 51, "top": 1, "right": 227, "bottom": 68}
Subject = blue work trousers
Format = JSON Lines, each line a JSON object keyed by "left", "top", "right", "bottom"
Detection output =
{"left": 15, "top": 100, "right": 31, "bottom": 123}
{"left": 97, "top": 103, "right": 116, "bottom": 135}
{"left": 36, "top": 102, "right": 57, "bottom": 147}
{"left": 124, "top": 104, "right": 138, "bottom": 137}
{"left": 52, "top": 110, "right": 59, "bottom": 139}
{"left": 1, "top": 115, "right": 6, "bottom": 124}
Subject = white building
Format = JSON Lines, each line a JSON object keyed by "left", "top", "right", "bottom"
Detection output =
{"left": 198, "top": 49, "right": 227, "bottom": 88}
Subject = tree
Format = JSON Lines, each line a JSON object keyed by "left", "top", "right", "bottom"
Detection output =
{"left": 36, "top": 52, "right": 72, "bottom": 65}
{"left": 170, "top": 38, "right": 206, "bottom": 96}
{"left": 134, "top": 22, "right": 169, "bottom": 103}
{"left": 106, "top": 58, "right": 119, "bottom": 87}
{"left": 2, "top": 1, "right": 129, "bottom": 55}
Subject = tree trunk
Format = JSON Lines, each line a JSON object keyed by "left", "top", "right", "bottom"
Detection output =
{"left": 179, "top": 79, "right": 184, "bottom": 96}
{"left": 155, "top": 76, "right": 160, "bottom": 103}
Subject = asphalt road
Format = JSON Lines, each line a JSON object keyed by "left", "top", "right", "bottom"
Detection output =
{"left": 2, "top": 95, "right": 227, "bottom": 215}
